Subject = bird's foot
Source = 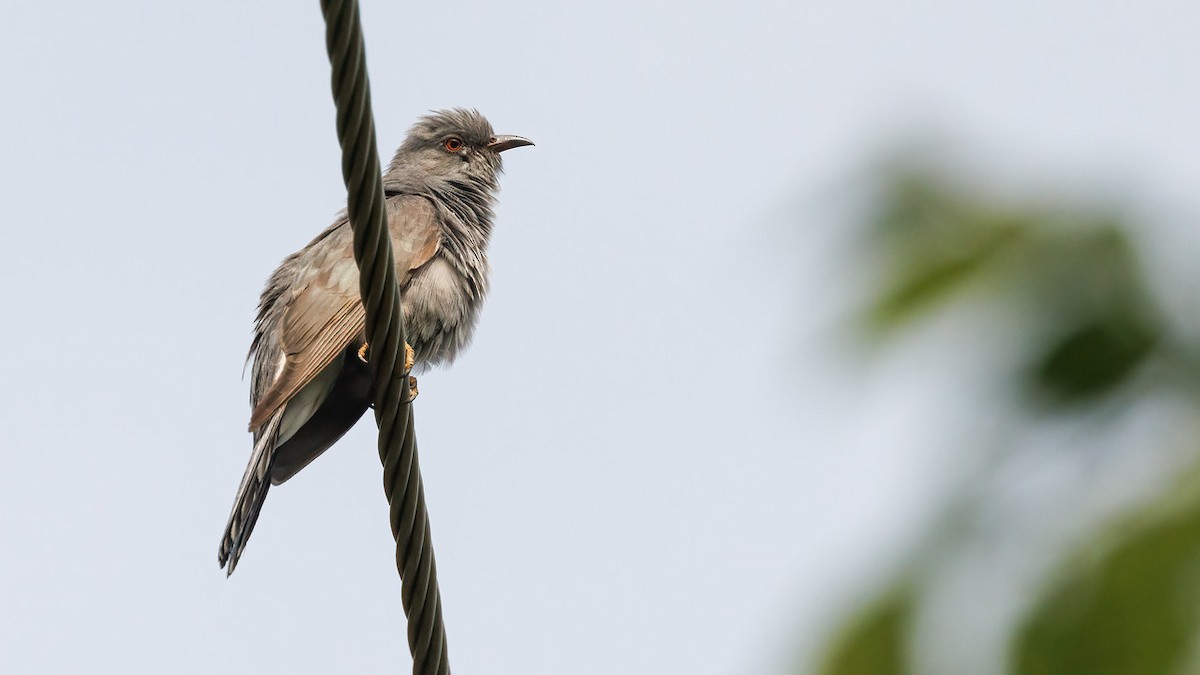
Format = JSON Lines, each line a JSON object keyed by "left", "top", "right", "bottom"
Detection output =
{"left": 403, "top": 342, "right": 415, "bottom": 374}
{"left": 358, "top": 342, "right": 414, "bottom": 372}
{"left": 357, "top": 342, "right": 416, "bottom": 402}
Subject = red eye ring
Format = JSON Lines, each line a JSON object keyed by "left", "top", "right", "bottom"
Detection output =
{"left": 443, "top": 137, "right": 464, "bottom": 152}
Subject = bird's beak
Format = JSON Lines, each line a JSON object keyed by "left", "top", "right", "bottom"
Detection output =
{"left": 487, "top": 135, "right": 534, "bottom": 153}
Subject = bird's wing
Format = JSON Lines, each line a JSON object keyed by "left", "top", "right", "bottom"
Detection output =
{"left": 247, "top": 195, "right": 441, "bottom": 431}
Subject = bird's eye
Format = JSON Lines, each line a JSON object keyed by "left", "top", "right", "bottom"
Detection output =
{"left": 443, "top": 137, "right": 464, "bottom": 152}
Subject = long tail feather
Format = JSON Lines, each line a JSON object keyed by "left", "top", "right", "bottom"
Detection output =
{"left": 219, "top": 409, "right": 283, "bottom": 575}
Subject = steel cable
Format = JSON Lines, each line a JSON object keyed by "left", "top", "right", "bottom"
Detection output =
{"left": 319, "top": 1, "right": 451, "bottom": 672}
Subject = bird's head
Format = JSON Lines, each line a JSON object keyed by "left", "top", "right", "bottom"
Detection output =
{"left": 386, "top": 108, "right": 533, "bottom": 190}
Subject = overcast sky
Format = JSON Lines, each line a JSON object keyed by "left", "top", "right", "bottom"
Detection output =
{"left": 2, "top": 2, "right": 1198, "bottom": 674}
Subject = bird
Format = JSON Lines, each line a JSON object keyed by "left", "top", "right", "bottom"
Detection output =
{"left": 219, "top": 108, "right": 532, "bottom": 575}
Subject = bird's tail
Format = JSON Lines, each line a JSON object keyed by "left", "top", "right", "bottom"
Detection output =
{"left": 219, "top": 409, "right": 283, "bottom": 576}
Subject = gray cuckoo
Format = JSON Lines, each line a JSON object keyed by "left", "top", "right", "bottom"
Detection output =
{"left": 219, "top": 108, "right": 532, "bottom": 575}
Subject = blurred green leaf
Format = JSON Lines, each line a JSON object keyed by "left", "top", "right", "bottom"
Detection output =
{"left": 1028, "top": 312, "right": 1160, "bottom": 405}
{"left": 1015, "top": 474, "right": 1200, "bottom": 675}
{"left": 1020, "top": 228, "right": 1163, "bottom": 406}
{"left": 817, "top": 587, "right": 913, "bottom": 675}
{"left": 869, "top": 222, "right": 1020, "bottom": 327}
{"left": 1022, "top": 227, "right": 1152, "bottom": 322}
{"left": 862, "top": 166, "right": 1166, "bottom": 408}
{"left": 866, "top": 169, "right": 1030, "bottom": 328}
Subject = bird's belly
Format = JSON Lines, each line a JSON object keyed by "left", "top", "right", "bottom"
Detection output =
{"left": 402, "top": 256, "right": 484, "bottom": 367}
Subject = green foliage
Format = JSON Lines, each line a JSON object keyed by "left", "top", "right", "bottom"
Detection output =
{"left": 807, "top": 158, "right": 1200, "bottom": 674}
{"left": 1015, "top": 473, "right": 1200, "bottom": 674}
{"left": 867, "top": 170, "right": 1026, "bottom": 327}
{"left": 817, "top": 588, "right": 913, "bottom": 675}
{"left": 864, "top": 167, "right": 1164, "bottom": 408}
{"left": 1029, "top": 311, "right": 1159, "bottom": 405}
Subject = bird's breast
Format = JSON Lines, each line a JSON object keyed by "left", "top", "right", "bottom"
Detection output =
{"left": 402, "top": 254, "right": 487, "bottom": 368}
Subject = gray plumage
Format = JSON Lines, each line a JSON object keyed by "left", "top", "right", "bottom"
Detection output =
{"left": 219, "top": 108, "right": 531, "bottom": 575}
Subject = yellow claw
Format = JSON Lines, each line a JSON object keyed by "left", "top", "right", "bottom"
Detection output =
{"left": 358, "top": 342, "right": 416, "bottom": 403}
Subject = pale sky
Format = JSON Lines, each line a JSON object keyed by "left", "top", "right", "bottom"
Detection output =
{"left": 2, "top": 2, "right": 1198, "bottom": 674}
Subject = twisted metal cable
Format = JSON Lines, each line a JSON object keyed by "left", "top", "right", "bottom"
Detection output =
{"left": 319, "top": 1, "right": 450, "bottom": 673}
